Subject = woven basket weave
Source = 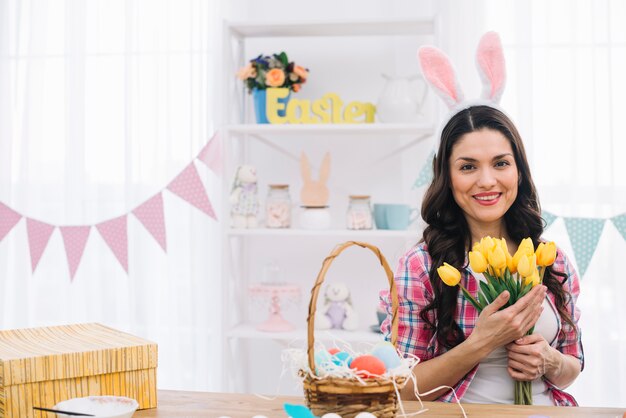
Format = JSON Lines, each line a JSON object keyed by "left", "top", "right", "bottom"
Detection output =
{"left": 302, "top": 241, "right": 405, "bottom": 418}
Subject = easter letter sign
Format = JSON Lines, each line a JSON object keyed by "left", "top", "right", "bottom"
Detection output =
{"left": 266, "top": 88, "right": 374, "bottom": 124}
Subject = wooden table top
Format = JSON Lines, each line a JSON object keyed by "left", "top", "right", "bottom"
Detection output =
{"left": 133, "top": 390, "right": 626, "bottom": 417}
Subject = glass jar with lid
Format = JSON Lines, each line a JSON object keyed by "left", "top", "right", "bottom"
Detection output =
{"left": 265, "top": 184, "right": 291, "bottom": 228}
{"left": 346, "top": 195, "right": 373, "bottom": 230}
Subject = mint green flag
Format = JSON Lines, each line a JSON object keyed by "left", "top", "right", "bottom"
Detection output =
{"left": 563, "top": 217, "right": 606, "bottom": 277}
{"left": 611, "top": 213, "right": 626, "bottom": 242}
{"left": 412, "top": 149, "right": 435, "bottom": 189}
{"left": 541, "top": 210, "right": 558, "bottom": 229}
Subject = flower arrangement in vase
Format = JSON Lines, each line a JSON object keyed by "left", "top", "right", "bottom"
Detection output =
{"left": 236, "top": 52, "right": 309, "bottom": 123}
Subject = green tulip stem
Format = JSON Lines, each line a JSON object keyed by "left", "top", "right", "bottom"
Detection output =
{"left": 539, "top": 266, "right": 546, "bottom": 283}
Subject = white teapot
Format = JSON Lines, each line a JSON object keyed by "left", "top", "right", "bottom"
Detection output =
{"left": 376, "top": 74, "right": 428, "bottom": 123}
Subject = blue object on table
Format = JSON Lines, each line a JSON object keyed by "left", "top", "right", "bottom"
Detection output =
{"left": 283, "top": 403, "right": 317, "bottom": 418}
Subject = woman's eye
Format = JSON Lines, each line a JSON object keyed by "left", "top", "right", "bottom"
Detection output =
{"left": 460, "top": 164, "right": 475, "bottom": 171}
{"left": 495, "top": 160, "right": 510, "bottom": 168}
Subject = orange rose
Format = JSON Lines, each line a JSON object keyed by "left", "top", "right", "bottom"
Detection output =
{"left": 236, "top": 63, "right": 256, "bottom": 80}
{"left": 265, "top": 68, "right": 285, "bottom": 87}
{"left": 293, "top": 65, "right": 308, "bottom": 79}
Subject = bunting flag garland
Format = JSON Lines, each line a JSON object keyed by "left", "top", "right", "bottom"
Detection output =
{"left": 563, "top": 217, "right": 606, "bottom": 278}
{"left": 26, "top": 218, "right": 55, "bottom": 272}
{"left": 542, "top": 210, "right": 558, "bottom": 229}
{"left": 0, "top": 202, "right": 22, "bottom": 241}
{"left": 167, "top": 162, "right": 217, "bottom": 219}
{"left": 60, "top": 226, "right": 91, "bottom": 280}
{"left": 0, "top": 131, "right": 221, "bottom": 281}
{"left": 197, "top": 132, "right": 223, "bottom": 175}
{"left": 96, "top": 215, "right": 129, "bottom": 273}
{"left": 611, "top": 213, "right": 626, "bottom": 242}
{"left": 132, "top": 193, "right": 167, "bottom": 252}
{"left": 412, "top": 149, "right": 435, "bottom": 189}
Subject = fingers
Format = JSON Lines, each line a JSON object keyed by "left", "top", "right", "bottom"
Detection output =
{"left": 508, "top": 357, "right": 545, "bottom": 381}
{"left": 482, "top": 290, "right": 510, "bottom": 315}
{"left": 514, "top": 333, "right": 545, "bottom": 346}
{"left": 509, "top": 285, "right": 546, "bottom": 314}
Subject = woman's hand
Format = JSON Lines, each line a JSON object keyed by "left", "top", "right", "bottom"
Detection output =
{"left": 506, "top": 333, "right": 560, "bottom": 382}
{"left": 467, "top": 285, "right": 546, "bottom": 354}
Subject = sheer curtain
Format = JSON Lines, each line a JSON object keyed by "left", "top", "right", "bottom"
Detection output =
{"left": 438, "top": 0, "right": 626, "bottom": 407}
{"left": 0, "top": 0, "right": 224, "bottom": 391}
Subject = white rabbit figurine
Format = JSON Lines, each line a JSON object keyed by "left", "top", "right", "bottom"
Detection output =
{"left": 315, "top": 282, "right": 359, "bottom": 331}
{"left": 230, "top": 165, "right": 259, "bottom": 228}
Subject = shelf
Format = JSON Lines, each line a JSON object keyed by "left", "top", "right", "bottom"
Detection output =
{"left": 227, "top": 323, "right": 384, "bottom": 343}
{"left": 225, "top": 123, "right": 435, "bottom": 136}
{"left": 227, "top": 18, "right": 435, "bottom": 38}
{"left": 227, "top": 228, "right": 419, "bottom": 238}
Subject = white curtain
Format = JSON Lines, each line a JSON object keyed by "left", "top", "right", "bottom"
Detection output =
{"left": 0, "top": 0, "right": 223, "bottom": 391}
{"left": 438, "top": 0, "right": 626, "bottom": 407}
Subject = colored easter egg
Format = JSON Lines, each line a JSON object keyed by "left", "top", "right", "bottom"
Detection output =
{"left": 331, "top": 351, "right": 353, "bottom": 367}
{"left": 315, "top": 349, "right": 333, "bottom": 373}
{"left": 355, "top": 413, "right": 377, "bottom": 418}
{"left": 321, "top": 414, "right": 342, "bottom": 418}
{"left": 327, "top": 347, "right": 340, "bottom": 355}
{"left": 350, "top": 354, "right": 386, "bottom": 378}
{"left": 371, "top": 341, "right": 402, "bottom": 370}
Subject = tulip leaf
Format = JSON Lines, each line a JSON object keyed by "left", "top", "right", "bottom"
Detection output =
{"left": 479, "top": 281, "right": 494, "bottom": 303}
{"left": 478, "top": 292, "right": 489, "bottom": 309}
{"left": 461, "top": 287, "right": 484, "bottom": 312}
{"left": 520, "top": 282, "right": 533, "bottom": 296}
{"left": 486, "top": 280, "right": 500, "bottom": 301}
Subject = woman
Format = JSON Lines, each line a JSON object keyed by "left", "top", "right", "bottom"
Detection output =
{"left": 380, "top": 105, "right": 583, "bottom": 405}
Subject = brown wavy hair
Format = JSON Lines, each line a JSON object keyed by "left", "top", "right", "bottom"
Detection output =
{"left": 420, "top": 105, "right": 575, "bottom": 350}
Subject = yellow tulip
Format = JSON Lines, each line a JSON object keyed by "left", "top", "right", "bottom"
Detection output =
{"left": 480, "top": 236, "right": 496, "bottom": 255}
{"left": 437, "top": 262, "right": 461, "bottom": 287}
{"left": 469, "top": 251, "right": 488, "bottom": 273}
{"left": 523, "top": 270, "right": 541, "bottom": 287}
{"left": 488, "top": 246, "right": 507, "bottom": 270}
{"left": 517, "top": 254, "right": 537, "bottom": 278}
{"left": 518, "top": 237, "right": 535, "bottom": 256}
{"left": 536, "top": 241, "right": 557, "bottom": 267}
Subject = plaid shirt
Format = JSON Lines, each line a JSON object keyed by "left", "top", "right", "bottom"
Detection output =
{"left": 380, "top": 243, "right": 584, "bottom": 406}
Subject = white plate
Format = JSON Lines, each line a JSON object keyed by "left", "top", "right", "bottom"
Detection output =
{"left": 54, "top": 396, "right": 138, "bottom": 418}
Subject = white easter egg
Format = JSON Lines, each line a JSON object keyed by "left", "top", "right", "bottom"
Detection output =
{"left": 355, "top": 413, "right": 377, "bottom": 418}
{"left": 371, "top": 342, "right": 401, "bottom": 370}
{"left": 321, "top": 414, "right": 342, "bottom": 418}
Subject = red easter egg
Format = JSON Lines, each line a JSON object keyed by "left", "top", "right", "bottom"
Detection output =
{"left": 350, "top": 355, "right": 386, "bottom": 378}
{"left": 328, "top": 347, "right": 340, "bottom": 355}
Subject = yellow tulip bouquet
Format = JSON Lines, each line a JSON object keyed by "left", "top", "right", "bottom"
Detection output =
{"left": 437, "top": 236, "right": 557, "bottom": 405}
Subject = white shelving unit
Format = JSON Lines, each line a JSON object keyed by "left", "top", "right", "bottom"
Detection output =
{"left": 220, "top": 17, "right": 438, "bottom": 394}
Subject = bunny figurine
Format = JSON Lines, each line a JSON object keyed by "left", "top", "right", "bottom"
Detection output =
{"left": 300, "top": 152, "right": 330, "bottom": 207}
{"left": 230, "top": 164, "right": 259, "bottom": 228}
{"left": 315, "top": 282, "right": 359, "bottom": 331}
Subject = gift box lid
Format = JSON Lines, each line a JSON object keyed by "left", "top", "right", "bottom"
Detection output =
{"left": 0, "top": 323, "right": 157, "bottom": 387}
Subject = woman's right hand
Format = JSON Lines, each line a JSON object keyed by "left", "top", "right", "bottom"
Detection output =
{"left": 468, "top": 284, "right": 546, "bottom": 354}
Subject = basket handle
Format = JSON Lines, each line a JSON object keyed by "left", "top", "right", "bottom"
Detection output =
{"left": 306, "top": 241, "right": 399, "bottom": 374}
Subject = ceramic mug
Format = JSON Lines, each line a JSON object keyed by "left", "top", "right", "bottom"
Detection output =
{"left": 373, "top": 204, "right": 417, "bottom": 230}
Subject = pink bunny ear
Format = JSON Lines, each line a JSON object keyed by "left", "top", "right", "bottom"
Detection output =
{"left": 418, "top": 46, "right": 464, "bottom": 109}
{"left": 476, "top": 31, "right": 506, "bottom": 103}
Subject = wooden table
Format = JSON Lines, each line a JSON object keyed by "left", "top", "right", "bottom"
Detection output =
{"left": 134, "top": 390, "right": 626, "bottom": 417}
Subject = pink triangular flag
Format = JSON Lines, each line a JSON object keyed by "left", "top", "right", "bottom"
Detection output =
{"left": 132, "top": 193, "right": 167, "bottom": 252}
{"left": 96, "top": 215, "right": 128, "bottom": 273}
{"left": 60, "top": 226, "right": 91, "bottom": 280}
{"left": 0, "top": 202, "right": 23, "bottom": 242}
{"left": 197, "top": 132, "right": 223, "bottom": 176}
{"left": 26, "top": 218, "right": 55, "bottom": 272}
{"left": 167, "top": 162, "right": 217, "bottom": 219}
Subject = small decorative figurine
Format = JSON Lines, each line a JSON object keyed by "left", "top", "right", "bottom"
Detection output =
{"left": 230, "top": 164, "right": 259, "bottom": 228}
{"left": 315, "top": 282, "right": 359, "bottom": 331}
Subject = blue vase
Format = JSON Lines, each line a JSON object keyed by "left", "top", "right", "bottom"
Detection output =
{"left": 252, "top": 88, "right": 290, "bottom": 124}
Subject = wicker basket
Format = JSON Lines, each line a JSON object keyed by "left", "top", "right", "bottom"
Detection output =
{"left": 302, "top": 241, "right": 404, "bottom": 418}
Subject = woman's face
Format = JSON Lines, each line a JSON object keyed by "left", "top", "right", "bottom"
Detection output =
{"left": 448, "top": 128, "right": 519, "bottom": 231}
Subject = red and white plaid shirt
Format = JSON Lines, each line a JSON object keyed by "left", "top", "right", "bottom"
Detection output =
{"left": 380, "top": 243, "right": 584, "bottom": 406}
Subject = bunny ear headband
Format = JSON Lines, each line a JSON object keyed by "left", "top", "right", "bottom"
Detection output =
{"left": 418, "top": 31, "right": 506, "bottom": 123}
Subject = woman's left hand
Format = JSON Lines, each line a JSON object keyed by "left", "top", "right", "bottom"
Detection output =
{"left": 505, "top": 333, "right": 559, "bottom": 382}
